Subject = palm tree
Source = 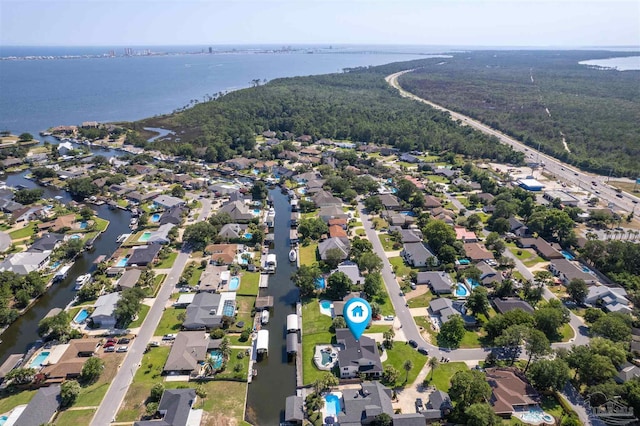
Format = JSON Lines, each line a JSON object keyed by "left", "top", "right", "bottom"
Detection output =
{"left": 605, "top": 230, "right": 611, "bottom": 240}
{"left": 634, "top": 230, "right": 640, "bottom": 241}
{"left": 203, "top": 355, "right": 217, "bottom": 377}
{"left": 628, "top": 229, "right": 633, "bottom": 240}
{"left": 403, "top": 359, "right": 413, "bottom": 383}
{"left": 428, "top": 356, "right": 440, "bottom": 381}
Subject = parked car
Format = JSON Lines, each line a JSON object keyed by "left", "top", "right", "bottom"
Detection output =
{"left": 410, "top": 284, "right": 417, "bottom": 290}
{"left": 415, "top": 398, "right": 424, "bottom": 412}
{"left": 106, "top": 338, "right": 117, "bottom": 344}
{"left": 104, "top": 346, "right": 115, "bottom": 353}
{"left": 118, "top": 338, "right": 131, "bottom": 344}
{"left": 384, "top": 315, "right": 395, "bottom": 321}
{"left": 418, "top": 347, "right": 429, "bottom": 355}
{"left": 116, "top": 346, "right": 129, "bottom": 353}
{"left": 149, "top": 341, "right": 160, "bottom": 347}
{"left": 103, "top": 342, "right": 115, "bottom": 348}
{"left": 408, "top": 340, "right": 418, "bottom": 348}
{"left": 162, "top": 334, "right": 176, "bottom": 341}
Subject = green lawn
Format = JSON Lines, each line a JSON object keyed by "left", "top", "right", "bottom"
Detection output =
{"left": 154, "top": 307, "right": 184, "bottom": 336}
{"left": 0, "top": 389, "right": 37, "bottom": 413}
{"left": 389, "top": 256, "right": 412, "bottom": 278}
{"left": 507, "top": 243, "right": 536, "bottom": 262}
{"left": 378, "top": 234, "right": 398, "bottom": 252}
{"left": 456, "top": 197, "right": 471, "bottom": 208}
{"left": 371, "top": 286, "right": 395, "bottom": 317}
{"left": 524, "top": 256, "right": 547, "bottom": 268}
{"left": 301, "top": 298, "right": 333, "bottom": 385}
{"left": 366, "top": 324, "right": 395, "bottom": 333}
{"left": 129, "top": 304, "right": 151, "bottom": 328}
{"left": 93, "top": 217, "right": 109, "bottom": 232}
{"left": 383, "top": 344, "right": 427, "bottom": 387}
{"left": 188, "top": 267, "right": 204, "bottom": 287}
{"left": 299, "top": 243, "right": 318, "bottom": 266}
{"left": 235, "top": 295, "right": 256, "bottom": 328}
{"left": 74, "top": 353, "right": 123, "bottom": 407}
{"left": 355, "top": 229, "right": 366, "bottom": 236}
{"left": 55, "top": 409, "right": 96, "bottom": 425}
{"left": 407, "top": 290, "right": 433, "bottom": 308}
{"left": 215, "top": 348, "right": 250, "bottom": 381}
{"left": 145, "top": 274, "right": 166, "bottom": 298}
{"left": 239, "top": 272, "right": 260, "bottom": 296}
{"left": 558, "top": 323, "right": 575, "bottom": 343}
{"left": 173, "top": 381, "right": 247, "bottom": 424}
{"left": 459, "top": 330, "right": 484, "bottom": 348}
{"left": 9, "top": 225, "right": 36, "bottom": 240}
{"left": 429, "top": 361, "right": 468, "bottom": 392}
{"left": 117, "top": 199, "right": 128, "bottom": 208}
{"left": 227, "top": 333, "right": 252, "bottom": 346}
{"left": 426, "top": 175, "right": 450, "bottom": 184}
{"left": 156, "top": 252, "right": 178, "bottom": 269}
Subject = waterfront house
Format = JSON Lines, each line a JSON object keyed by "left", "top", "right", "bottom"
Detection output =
{"left": 12, "top": 206, "right": 44, "bottom": 223}
{"left": 163, "top": 331, "right": 210, "bottom": 375}
{"left": 90, "top": 292, "right": 120, "bottom": 328}
{"left": 205, "top": 244, "right": 239, "bottom": 265}
{"left": 417, "top": 272, "right": 453, "bottom": 294}
{"left": 29, "top": 233, "right": 64, "bottom": 252}
{"left": 13, "top": 384, "right": 61, "bottom": 426}
{"left": 134, "top": 388, "right": 201, "bottom": 426}
{"left": 335, "top": 261, "right": 365, "bottom": 285}
{"left": 218, "top": 223, "right": 249, "bottom": 240}
{"left": 38, "top": 214, "right": 76, "bottom": 232}
{"left": 218, "top": 200, "right": 253, "bottom": 222}
{"left": 485, "top": 368, "right": 540, "bottom": 417}
{"left": 198, "top": 264, "right": 228, "bottom": 292}
{"left": 318, "top": 237, "right": 350, "bottom": 262}
{"left": 401, "top": 242, "right": 437, "bottom": 267}
{"left": 127, "top": 244, "right": 163, "bottom": 266}
{"left": 145, "top": 223, "right": 175, "bottom": 244}
{"left": 153, "top": 194, "right": 185, "bottom": 209}
{"left": 183, "top": 292, "right": 236, "bottom": 330}
{"left": 116, "top": 269, "right": 142, "bottom": 290}
{"left": 0, "top": 250, "right": 51, "bottom": 275}
{"left": 336, "top": 329, "right": 382, "bottom": 379}
{"left": 41, "top": 338, "right": 101, "bottom": 382}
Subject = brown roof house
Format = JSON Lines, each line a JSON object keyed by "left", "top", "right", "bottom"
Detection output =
{"left": 485, "top": 368, "right": 540, "bottom": 417}
{"left": 205, "top": 244, "right": 239, "bottom": 265}
{"left": 40, "top": 338, "right": 101, "bottom": 383}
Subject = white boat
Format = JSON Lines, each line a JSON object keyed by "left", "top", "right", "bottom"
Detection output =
{"left": 289, "top": 249, "right": 297, "bottom": 263}
{"left": 116, "top": 233, "right": 131, "bottom": 243}
{"left": 261, "top": 310, "right": 270, "bottom": 325}
{"left": 74, "top": 274, "right": 91, "bottom": 290}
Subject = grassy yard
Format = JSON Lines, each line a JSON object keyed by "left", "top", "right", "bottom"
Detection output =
{"left": 154, "top": 307, "right": 184, "bottom": 336}
{"left": 378, "top": 233, "right": 398, "bottom": 252}
{"left": 407, "top": 290, "right": 433, "bottom": 308}
{"left": 178, "top": 381, "right": 247, "bottom": 425}
{"left": 355, "top": 229, "right": 366, "bottom": 236}
{"left": 366, "top": 324, "right": 395, "bottom": 333}
{"left": 129, "top": 304, "right": 151, "bottom": 328}
{"left": 507, "top": 243, "right": 536, "bottom": 262}
{"left": 523, "top": 256, "right": 547, "bottom": 268}
{"left": 215, "top": 348, "right": 250, "bottom": 381}
{"left": 236, "top": 295, "right": 256, "bottom": 328}
{"left": 239, "top": 272, "right": 260, "bottom": 296}
{"left": 456, "top": 197, "right": 471, "bottom": 208}
{"left": 389, "top": 256, "right": 412, "bottom": 278}
{"left": 0, "top": 389, "right": 37, "bottom": 413}
{"left": 227, "top": 333, "right": 252, "bottom": 346}
{"left": 93, "top": 217, "right": 109, "bottom": 232}
{"left": 74, "top": 353, "right": 124, "bottom": 407}
{"left": 429, "top": 361, "right": 468, "bottom": 392}
{"left": 299, "top": 242, "right": 318, "bottom": 266}
{"left": 156, "top": 252, "right": 178, "bottom": 269}
{"left": 558, "top": 323, "right": 575, "bottom": 343}
{"left": 383, "top": 344, "right": 427, "bottom": 387}
{"left": 116, "top": 346, "right": 170, "bottom": 422}
{"left": 302, "top": 298, "right": 333, "bottom": 385}
{"left": 458, "top": 330, "right": 484, "bottom": 348}
{"left": 426, "top": 175, "right": 450, "bottom": 184}
{"left": 9, "top": 225, "right": 36, "bottom": 240}
{"left": 55, "top": 409, "right": 96, "bottom": 425}
{"left": 188, "top": 267, "right": 204, "bottom": 287}
{"left": 145, "top": 273, "right": 166, "bottom": 298}
{"left": 372, "top": 286, "right": 395, "bottom": 317}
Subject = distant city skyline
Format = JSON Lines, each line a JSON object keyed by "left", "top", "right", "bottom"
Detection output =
{"left": 1, "top": 0, "right": 638, "bottom": 47}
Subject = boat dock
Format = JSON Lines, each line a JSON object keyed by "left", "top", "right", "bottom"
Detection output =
{"left": 295, "top": 301, "right": 303, "bottom": 387}
{"left": 259, "top": 273, "right": 269, "bottom": 289}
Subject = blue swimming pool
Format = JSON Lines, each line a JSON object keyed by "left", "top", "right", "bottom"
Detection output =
{"left": 70, "top": 234, "right": 81, "bottom": 240}
{"left": 74, "top": 308, "right": 90, "bottom": 323}
{"left": 208, "top": 350, "right": 224, "bottom": 369}
{"left": 222, "top": 301, "right": 235, "bottom": 317}
{"left": 229, "top": 276, "right": 240, "bottom": 291}
{"left": 151, "top": 213, "right": 161, "bottom": 222}
{"left": 298, "top": 188, "right": 307, "bottom": 195}
{"left": 79, "top": 221, "right": 88, "bottom": 229}
{"left": 138, "top": 231, "right": 152, "bottom": 242}
{"left": 455, "top": 284, "right": 470, "bottom": 297}
{"left": 457, "top": 259, "right": 470, "bottom": 265}
{"left": 315, "top": 277, "right": 326, "bottom": 290}
{"left": 400, "top": 211, "right": 416, "bottom": 217}
{"left": 116, "top": 257, "right": 129, "bottom": 268}
{"left": 465, "top": 278, "right": 480, "bottom": 289}
{"left": 253, "top": 209, "right": 261, "bottom": 215}
{"left": 244, "top": 232, "right": 253, "bottom": 240}
{"left": 561, "top": 250, "right": 575, "bottom": 260}
{"left": 582, "top": 265, "right": 593, "bottom": 274}
{"left": 320, "top": 300, "right": 331, "bottom": 309}
{"left": 0, "top": 415, "right": 7, "bottom": 425}
{"left": 49, "top": 261, "right": 61, "bottom": 270}
{"left": 325, "top": 394, "right": 341, "bottom": 416}
{"left": 30, "top": 351, "right": 50, "bottom": 368}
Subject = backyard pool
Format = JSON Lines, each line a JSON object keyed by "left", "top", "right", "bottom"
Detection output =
{"left": 49, "top": 261, "right": 61, "bottom": 270}
{"left": 70, "top": 234, "right": 81, "bottom": 240}
{"left": 252, "top": 209, "right": 261, "bottom": 215}
{"left": 30, "top": 351, "right": 51, "bottom": 368}
{"left": 74, "top": 308, "right": 90, "bottom": 324}
{"left": 315, "top": 277, "right": 326, "bottom": 290}
{"left": 229, "top": 276, "right": 240, "bottom": 291}
{"left": 582, "top": 265, "right": 594, "bottom": 274}
{"left": 244, "top": 232, "right": 253, "bottom": 240}
{"left": 400, "top": 211, "right": 416, "bottom": 217}
{"left": 208, "top": 350, "right": 224, "bottom": 369}
{"left": 138, "top": 231, "right": 152, "bottom": 242}
{"left": 455, "top": 283, "right": 470, "bottom": 297}
{"left": 324, "top": 393, "right": 342, "bottom": 417}
{"left": 319, "top": 300, "right": 333, "bottom": 316}
{"left": 516, "top": 407, "right": 554, "bottom": 425}
{"left": 151, "top": 213, "right": 161, "bottom": 223}
{"left": 561, "top": 250, "right": 575, "bottom": 260}
{"left": 465, "top": 278, "right": 480, "bottom": 289}
{"left": 222, "top": 301, "right": 236, "bottom": 317}
{"left": 79, "top": 221, "right": 88, "bottom": 229}
{"left": 0, "top": 415, "right": 7, "bottom": 426}
{"left": 457, "top": 259, "right": 470, "bottom": 265}
{"left": 116, "top": 257, "right": 129, "bottom": 268}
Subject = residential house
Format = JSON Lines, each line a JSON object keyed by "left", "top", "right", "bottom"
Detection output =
{"left": 328, "top": 217, "right": 348, "bottom": 229}
{"left": 433, "top": 168, "right": 459, "bottom": 179}
{"left": 0, "top": 232, "right": 10, "bottom": 253}
{"left": 57, "top": 141, "right": 75, "bottom": 155}
{"left": 463, "top": 242, "right": 494, "bottom": 262}
{"left": 384, "top": 211, "right": 416, "bottom": 228}
{"left": 429, "top": 298, "right": 475, "bottom": 326}
{"left": 509, "top": 217, "right": 530, "bottom": 237}
{"left": 486, "top": 368, "right": 540, "bottom": 417}
{"left": 318, "top": 237, "right": 350, "bottom": 262}
{"left": 225, "top": 157, "right": 254, "bottom": 170}
{"left": 423, "top": 195, "right": 443, "bottom": 209}
{"left": 549, "top": 259, "right": 599, "bottom": 285}
{"left": 153, "top": 194, "right": 185, "bottom": 209}
{"left": 517, "top": 237, "right": 564, "bottom": 260}
{"left": 109, "top": 184, "right": 131, "bottom": 197}
{"left": 399, "top": 152, "right": 421, "bottom": 164}
{"left": 116, "top": 269, "right": 142, "bottom": 290}
{"left": 162, "top": 331, "right": 211, "bottom": 375}
{"left": 13, "top": 384, "right": 61, "bottom": 426}
{"left": 493, "top": 298, "right": 534, "bottom": 314}
{"left": 335, "top": 329, "right": 383, "bottom": 379}
{"left": 38, "top": 213, "right": 76, "bottom": 232}
{"left": 401, "top": 242, "right": 437, "bottom": 267}
{"left": 183, "top": 292, "right": 236, "bottom": 330}
{"left": 400, "top": 229, "right": 423, "bottom": 243}
{"left": 417, "top": 272, "right": 453, "bottom": 294}
{"left": 0, "top": 198, "right": 24, "bottom": 214}
{"left": 312, "top": 190, "right": 342, "bottom": 207}
{"left": 616, "top": 363, "right": 640, "bottom": 384}
{"left": 134, "top": 388, "right": 202, "bottom": 426}
{"left": 336, "top": 261, "right": 364, "bottom": 285}
{"left": 378, "top": 193, "right": 402, "bottom": 211}
{"left": 336, "top": 382, "right": 393, "bottom": 425}
{"left": 145, "top": 223, "right": 175, "bottom": 244}
{"left": 219, "top": 200, "right": 253, "bottom": 222}
{"left": 218, "top": 223, "right": 249, "bottom": 241}
{"left": 159, "top": 206, "right": 186, "bottom": 226}
{"left": 205, "top": 244, "right": 239, "bottom": 265}
{"left": 0, "top": 251, "right": 51, "bottom": 275}
{"left": 585, "top": 285, "right": 631, "bottom": 314}
{"left": 127, "top": 191, "right": 160, "bottom": 204}
{"left": 455, "top": 226, "right": 478, "bottom": 243}
{"left": 28, "top": 233, "right": 64, "bottom": 252}
{"left": 90, "top": 292, "right": 121, "bottom": 328}
{"left": 127, "top": 244, "right": 163, "bottom": 266}
{"left": 329, "top": 224, "right": 347, "bottom": 239}
{"left": 423, "top": 390, "right": 453, "bottom": 422}
{"left": 198, "top": 264, "right": 229, "bottom": 292}
{"left": 12, "top": 206, "right": 44, "bottom": 223}
{"left": 477, "top": 193, "right": 495, "bottom": 204}
{"left": 477, "top": 262, "right": 501, "bottom": 286}
{"left": 318, "top": 205, "right": 349, "bottom": 223}
{"left": 41, "top": 339, "right": 101, "bottom": 383}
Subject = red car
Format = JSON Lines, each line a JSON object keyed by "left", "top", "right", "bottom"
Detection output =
{"left": 104, "top": 341, "right": 115, "bottom": 348}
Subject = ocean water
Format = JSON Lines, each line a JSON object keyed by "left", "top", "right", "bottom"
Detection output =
{"left": 579, "top": 56, "right": 640, "bottom": 71}
{"left": 0, "top": 46, "right": 433, "bottom": 135}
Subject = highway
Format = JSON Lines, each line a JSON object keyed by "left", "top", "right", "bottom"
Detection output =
{"left": 386, "top": 71, "right": 639, "bottom": 216}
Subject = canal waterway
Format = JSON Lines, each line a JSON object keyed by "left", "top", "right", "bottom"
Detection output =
{"left": 246, "top": 188, "right": 299, "bottom": 425}
{"left": 0, "top": 149, "right": 131, "bottom": 366}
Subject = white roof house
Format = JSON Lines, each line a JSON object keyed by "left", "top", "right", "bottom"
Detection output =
{"left": 0, "top": 251, "right": 51, "bottom": 275}
{"left": 90, "top": 292, "right": 121, "bottom": 328}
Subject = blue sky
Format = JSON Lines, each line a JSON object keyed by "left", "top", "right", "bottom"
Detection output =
{"left": 1, "top": 0, "right": 638, "bottom": 47}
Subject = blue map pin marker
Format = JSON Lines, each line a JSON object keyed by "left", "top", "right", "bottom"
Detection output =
{"left": 343, "top": 298, "right": 371, "bottom": 340}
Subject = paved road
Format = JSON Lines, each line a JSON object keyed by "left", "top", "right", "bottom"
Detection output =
{"left": 91, "top": 249, "right": 191, "bottom": 426}
{"left": 386, "top": 71, "right": 640, "bottom": 215}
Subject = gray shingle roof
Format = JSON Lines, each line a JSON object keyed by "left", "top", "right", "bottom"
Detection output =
{"left": 285, "top": 395, "right": 305, "bottom": 422}
{"left": 15, "top": 384, "right": 61, "bottom": 426}
{"left": 183, "top": 292, "right": 223, "bottom": 329}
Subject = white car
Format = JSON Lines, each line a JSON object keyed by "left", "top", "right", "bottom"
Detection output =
{"left": 116, "top": 346, "right": 128, "bottom": 353}
{"left": 384, "top": 315, "right": 395, "bottom": 321}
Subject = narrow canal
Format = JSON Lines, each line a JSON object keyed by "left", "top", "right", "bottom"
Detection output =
{"left": 246, "top": 188, "right": 299, "bottom": 425}
{"left": 0, "top": 161, "right": 131, "bottom": 365}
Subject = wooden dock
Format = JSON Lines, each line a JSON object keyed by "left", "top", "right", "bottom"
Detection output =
{"left": 295, "top": 301, "right": 303, "bottom": 387}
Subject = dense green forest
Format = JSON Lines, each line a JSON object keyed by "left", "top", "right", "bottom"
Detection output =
{"left": 130, "top": 59, "right": 523, "bottom": 164}
{"left": 398, "top": 50, "right": 640, "bottom": 177}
